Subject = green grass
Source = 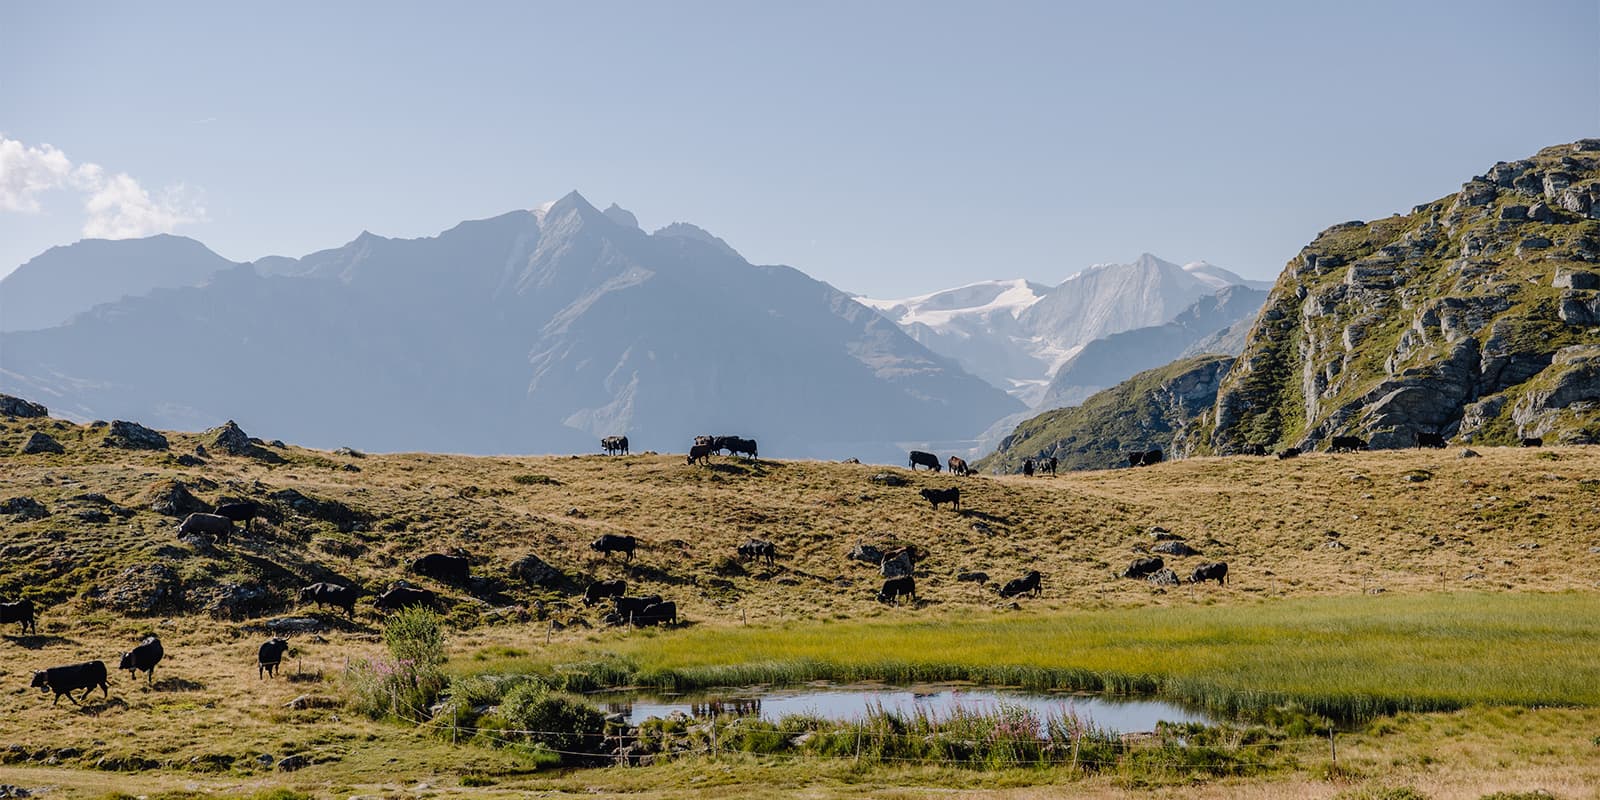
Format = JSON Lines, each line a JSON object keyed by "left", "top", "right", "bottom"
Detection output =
{"left": 466, "top": 592, "right": 1600, "bottom": 721}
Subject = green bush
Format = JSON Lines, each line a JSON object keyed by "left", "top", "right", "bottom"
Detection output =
{"left": 496, "top": 682, "right": 608, "bottom": 757}
{"left": 345, "top": 607, "right": 448, "bottom": 721}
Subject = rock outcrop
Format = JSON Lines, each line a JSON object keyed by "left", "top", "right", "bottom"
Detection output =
{"left": 0, "top": 394, "right": 48, "bottom": 418}
{"left": 18, "top": 432, "right": 64, "bottom": 455}
{"left": 1210, "top": 140, "right": 1600, "bottom": 451}
{"left": 102, "top": 420, "right": 169, "bottom": 450}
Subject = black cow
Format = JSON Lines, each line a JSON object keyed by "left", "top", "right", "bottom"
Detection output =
{"left": 299, "top": 582, "right": 360, "bottom": 616}
{"left": 1022, "top": 458, "right": 1034, "bottom": 477}
{"left": 694, "top": 435, "right": 716, "bottom": 448}
{"left": 738, "top": 539, "right": 777, "bottom": 565}
{"left": 374, "top": 586, "right": 437, "bottom": 612}
{"left": 1190, "top": 562, "right": 1229, "bottom": 586}
{"left": 31, "top": 661, "right": 108, "bottom": 705}
{"left": 919, "top": 487, "right": 960, "bottom": 511}
{"left": 177, "top": 512, "right": 234, "bottom": 544}
{"left": 1127, "top": 452, "right": 1146, "bottom": 468}
{"left": 1329, "top": 436, "right": 1367, "bottom": 453}
{"left": 590, "top": 534, "right": 637, "bottom": 561}
{"left": 584, "top": 579, "right": 627, "bottom": 606}
{"left": 1140, "top": 449, "right": 1164, "bottom": 466}
{"left": 1276, "top": 447, "right": 1302, "bottom": 460}
{"left": 635, "top": 600, "right": 677, "bottom": 626}
{"left": 878, "top": 575, "right": 916, "bottom": 605}
{"left": 908, "top": 450, "right": 941, "bottom": 472}
{"left": 213, "top": 501, "right": 260, "bottom": 532}
{"left": 999, "top": 570, "right": 1042, "bottom": 599}
{"left": 1521, "top": 437, "right": 1544, "bottom": 447}
{"left": 1246, "top": 444, "right": 1268, "bottom": 457}
{"left": 1121, "top": 556, "right": 1164, "bottom": 579}
{"left": 1, "top": 598, "right": 36, "bottom": 634}
{"left": 1415, "top": 432, "right": 1447, "bottom": 449}
{"left": 118, "top": 635, "right": 164, "bottom": 683}
{"left": 687, "top": 443, "right": 714, "bottom": 465}
{"left": 258, "top": 637, "right": 290, "bottom": 679}
{"left": 601, "top": 435, "right": 630, "bottom": 456}
{"left": 411, "top": 553, "right": 470, "bottom": 584}
{"left": 614, "top": 594, "right": 664, "bottom": 620}
{"left": 725, "top": 437, "right": 759, "bottom": 459}
{"left": 1045, "top": 457, "right": 1058, "bottom": 476}
{"left": 947, "top": 456, "right": 970, "bottom": 476}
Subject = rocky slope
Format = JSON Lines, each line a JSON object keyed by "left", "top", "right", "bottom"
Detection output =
{"left": 1038, "top": 286, "right": 1267, "bottom": 409}
{"left": 1211, "top": 140, "right": 1600, "bottom": 451}
{"left": 0, "top": 193, "right": 1020, "bottom": 459}
{"left": 979, "top": 355, "right": 1234, "bottom": 473}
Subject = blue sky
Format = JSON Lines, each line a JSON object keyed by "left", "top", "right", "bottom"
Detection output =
{"left": 2, "top": 0, "right": 1596, "bottom": 296}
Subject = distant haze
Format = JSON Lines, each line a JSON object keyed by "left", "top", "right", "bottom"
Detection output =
{"left": 2, "top": 1, "right": 1596, "bottom": 296}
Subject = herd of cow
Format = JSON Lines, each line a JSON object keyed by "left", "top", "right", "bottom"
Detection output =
{"left": 18, "top": 630, "right": 297, "bottom": 706}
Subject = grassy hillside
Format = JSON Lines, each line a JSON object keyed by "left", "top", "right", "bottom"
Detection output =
{"left": 979, "top": 355, "right": 1233, "bottom": 474}
{"left": 3, "top": 413, "right": 1600, "bottom": 797}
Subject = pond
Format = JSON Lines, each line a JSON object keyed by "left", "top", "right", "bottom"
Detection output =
{"left": 592, "top": 682, "right": 1213, "bottom": 735}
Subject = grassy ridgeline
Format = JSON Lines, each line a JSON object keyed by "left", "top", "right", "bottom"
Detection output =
{"left": 466, "top": 591, "right": 1600, "bottom": 720}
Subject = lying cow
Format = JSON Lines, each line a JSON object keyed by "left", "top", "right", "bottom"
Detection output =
{"left": 1521, "top": 437, "right": 1544, "bottom": 448}
{"left": 1121, "top": 556, "right": 1165, "bottom": 579}
{"left": 584, "top": 579, "right": 627, "bottom": 606}
{"left": 738, "top": 539, "right": 777, "bottom": 565}
{"left": 119, "top": 635, "right": 164, "bottom": 683}
{"left": 1276, "top": 447, "right": 1301, "bottom": 460}
{"left": 374, "top": 586, "right": 437, "bottom": 612}
{"left": 177, "top": 512, "right": 234, "bottom": 545}
{"left": 947, "top": 456, "right": 970, "bottom": 476}
{"left": 299, "top": 582, "right": 360, "bottom": 616}
{"left": 878, "top": 575, "right": 916, "bottom": 605}
{"left": 601, "top": 435, "right": 630, "bottom": 456}
{"left": 908, "top": 450, "right": 941, "bottom": 472}
{"left": 590, "top": 534, "right": 637, "bottom": 561}
{"left": 258, "top": 637, "right": 290, "bottom": 679}
{"left": 687, "top": 443, "right": 714, "bottom": 465}
{"left": 1, "top": 598, "right": 37, "bottom": 634}
{"left": 1190, "top": 562, "right": 1229, "bottom": 586}
{"left": 31, "top": 660, "right": 109, "bottom": 705}
{"left": 999, "top": 570, "right": 1042, "bottom": 599}
{"left": 1415, "top": 432, "right": 1447, "bottom": 449}
{"left": 1140, "top": 449, "right": 1164, "bottom": 466}
{"left": 919, "top": 487, "right": 960, "bottom": 511}
{"left": 1329, "top": 436, "right": 1367, "bottom": 453}
{"left": 411, "top": 553, "right": 470, "bottom": 584}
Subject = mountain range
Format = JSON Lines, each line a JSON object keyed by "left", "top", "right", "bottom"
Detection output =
{"left": 858, "top": 254, "right": 1270, "bottom": 407}
{"left": 0, "top": 192, "right": 1021, "bottom": 460}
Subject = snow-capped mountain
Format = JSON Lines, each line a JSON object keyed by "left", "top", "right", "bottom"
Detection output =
{"left": 857, "top": 254, "right": 1268, "bottom": 407}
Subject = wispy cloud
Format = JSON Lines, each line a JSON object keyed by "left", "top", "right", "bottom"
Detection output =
{"left": 0, "top": 135, "right": 205, "bottom": 239}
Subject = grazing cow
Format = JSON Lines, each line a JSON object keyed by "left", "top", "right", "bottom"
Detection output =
{"left": 919, "top": 487, "right": 961, "bottom": 511}
{"left": 1329, "top": 436, "right": 1367, "bottom": 453}
{"left": 1, "top": 598, "right": 37, "bottom": 634}
{"left": 1246, "top": 444, "right": 1268, "bottom": 457}
{"left": 687, "top": 443, "right": 714, "bottom": 465}
{"left": 879, "top": 547, "right": 916, "bottom": 578}
{"left": 1127, "top": 452, "right": 1146, "bottom": 468}
{"left": 614, "top": 594, "right": 664, "bottom": 620}
{"left": 1276, "top": 447, "right": 1301, "bottom": 460}
{"left": 1190, "top": 562, "right": 1229, "bottom": 586}
{"left": 947, "top": 456, "right": 970, "bottom": 476}
{"left": 1521, "top": 437, "right": 1544, "bottom": 448}
{"left": 1140, "top": 449, "right": 1164, "bottom": 466}
{"left": 30, "top": 661, "right": 108, "bottom": 705}
{"left": 1022, "top": 458, "right": 1034, "bottom": 477}
{"left": 1121, "top": 557, "right": 1164, "bottom": 579}
{"left": 584, "top": 579, "right": 627, "bottom": 606}
{"left": 213, "top": 501, "right": 260, "bottom": 533}
{"left": 374, "top": 586, "right": 437, "bottom": 612}
{"left": 601, "top": 435, "right": 630, "bottom": 456}
{"left": 724, "top": 437, "right": 759, "bottom": 459}
{"left": 878, "top": 575, "right": 916, "bottom": 605}
{"left": 298, "top": 582, "right": 360, "bottom": 616}
{"left": 635, "top": 601, "right": 677, "bottom": 627}
{"left": 410, "top": 553, "right": 470, "bottom": 584}
{"left": 258, "top": 637, "right": 290, "bottom": 679}
{"left": 908, "top": 450, "right": 941, "bottom": 472}
{"left": 118, "top": 635, "right": 164, "bottom": 683}
{"left": 1415, "top": 432, "right": 1447, "bottom": 449}
{"left": 590, "top": 534, "right": 638, "bottom": 561}
{"left": 999, "top": 570, "right": 1042, "bottom": 599}
{"left": 177, "top": 512, "right": 234, "bottom": 544}
{"left": 738, "top": 539, "right": 777, "bottom": 565}
{"left": 1045, "top": 457, "right": 1058, "bottom": 476}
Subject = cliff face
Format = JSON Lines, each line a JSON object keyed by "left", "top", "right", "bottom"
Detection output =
{"left": 1210, "top": 139, "right": 1600, "bottom": 452}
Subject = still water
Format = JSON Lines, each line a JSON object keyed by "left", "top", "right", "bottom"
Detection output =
{"left": 592, "top": 683, "right": 1212, "bottom": 734}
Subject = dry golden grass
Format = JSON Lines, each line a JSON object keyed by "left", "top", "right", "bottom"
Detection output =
{"left": 2, "top": 415, "right": 1598, "bottom": 797}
